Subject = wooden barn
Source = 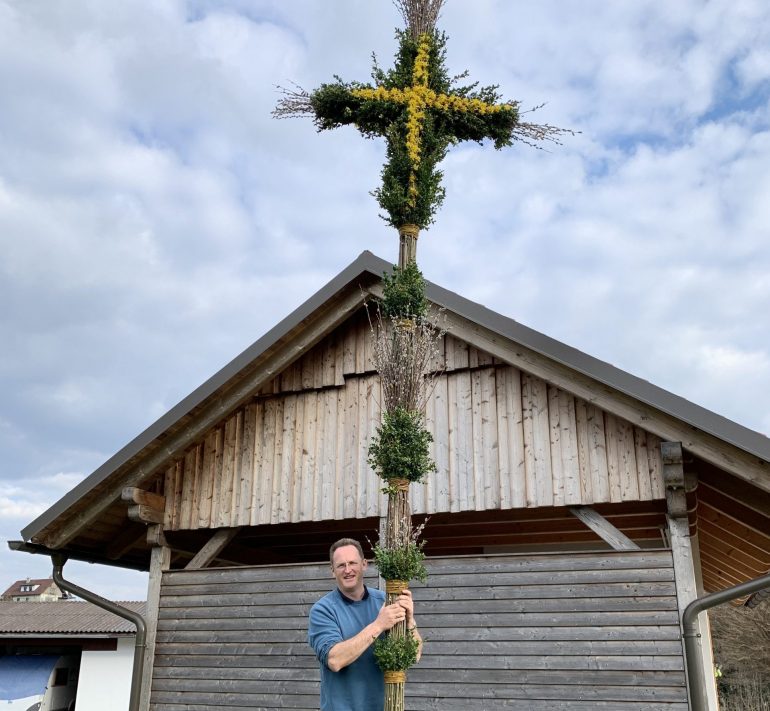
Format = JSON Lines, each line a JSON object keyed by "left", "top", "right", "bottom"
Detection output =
{"left": 15, "top": 251, "right": 770, "bottom": 711}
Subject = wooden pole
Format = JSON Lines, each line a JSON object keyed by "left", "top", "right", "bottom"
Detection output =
{"left": 383, "top": 224, "right": 420, "bottom": 711}
{"left": 398, "top": 224, "right": 419, "bottom": 268}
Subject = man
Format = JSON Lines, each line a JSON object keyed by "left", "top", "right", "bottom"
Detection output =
{"left": 308, "top": 538, "right": 423, "bottom": 711}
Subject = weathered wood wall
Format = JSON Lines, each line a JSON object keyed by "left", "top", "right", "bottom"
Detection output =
{"left": 150, "top": 550, "right": 686, "bottom": 710}
{"left": 162, "top": 315, "right": 665, "bottom": 530}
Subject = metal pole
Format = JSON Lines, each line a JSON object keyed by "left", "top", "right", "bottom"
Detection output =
{"left": 51, "top": 554, "right": 147, "bottom": 711}
{"left": 683, "top": 572, "right": 770, "bottom": 711}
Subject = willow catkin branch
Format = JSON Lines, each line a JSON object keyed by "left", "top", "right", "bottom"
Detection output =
{"left": 272, "top": 83, "right": 314, "bottom": 119}
{"left": 393, "top": 0, "right": 444, "bottom": 39}
{"left": 370, "top": 311, "right": 445, "bottom": 414}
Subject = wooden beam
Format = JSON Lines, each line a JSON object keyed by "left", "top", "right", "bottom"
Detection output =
{"left": 442, "top": 311, "right": 770, "bottom": 493}
{"left": 122, "top": 486, "right": 166, "bottom": 511}
{"left": 662, "top": 441, "right": 688, "bottom": 519}
{"left": 568, "top": 506, "right": 640, "bottom": 551}
{"left": 128, "top": 505, "right": 164, "bottom": 525}
{"left": 41, "top": 287, "right": 371, "bottom": 549}
{"left": 185, "top": 527, "right": 241, "bottom": 570}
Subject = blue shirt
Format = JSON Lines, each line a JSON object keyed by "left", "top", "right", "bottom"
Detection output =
{"left": 308, "top": 585, "right": 385, "bottom": 711}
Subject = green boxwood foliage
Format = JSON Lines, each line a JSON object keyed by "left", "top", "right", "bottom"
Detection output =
{"left": 374, "top": 629, "right": 421, "bottom": 672}
{"left": 381, "top": 262, "right": 428, "bottom": 320}
{"left": 368, "top": 407, "right": 436, "bottom": 483}
{"left": 309, "top": 30, "right": 519, "bottom": 229}
{"left": 373, "top": 541, "right": 428, "bottom": 583}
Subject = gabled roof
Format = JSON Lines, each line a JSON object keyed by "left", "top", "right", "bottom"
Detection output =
{"left": 2, "top": 578, "right": 58, "bottom": 599}
{"left": 0, "top": 600, "right": 145, "bottom": 636}
{"left": 18, "top": 251, "right": 770, "bottom": 549}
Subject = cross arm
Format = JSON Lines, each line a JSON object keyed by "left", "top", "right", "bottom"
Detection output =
{"left": 434, "top": 104, "right": 519, "bottom": 148}
{"left": 311, "top": 82, "right": 402, "bottom": 137}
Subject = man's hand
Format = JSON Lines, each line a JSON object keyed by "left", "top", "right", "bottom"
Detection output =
{"left": 374, "top": 600, "right": 407, "bottom": 633}
{"left": 395, "top": 589, "right": 415, "bottom": 626}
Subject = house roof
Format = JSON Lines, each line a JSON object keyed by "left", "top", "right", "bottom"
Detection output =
{"left": 0, "top": 600, "right": 145, "bottom": 636}
{"left": 17, "top": 250, "right": 770, "bottom": 551}
{"left": 2, "top": 579, "right": 57, "bottom": 599}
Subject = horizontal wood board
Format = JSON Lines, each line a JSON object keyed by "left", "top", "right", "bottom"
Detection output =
{"left": 162, "top": 317, "right": 665, "bottom": 530}
{"left": 150, "top": 549, "right": 686, "bottom": 710}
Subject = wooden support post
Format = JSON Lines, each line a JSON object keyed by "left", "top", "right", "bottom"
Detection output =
{"left": 569, "top": 506, "right": 640, "bottom": 551}
{"left": 185, "top": 527, "right": 241, "bottom": 570}
{"left": 661, "top": 441, "right": 716, "bottom": 711}
{"left": 139, "top": 525, "right": 170, "bottom": 711}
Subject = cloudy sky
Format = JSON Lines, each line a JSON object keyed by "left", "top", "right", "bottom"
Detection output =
{"left": 1, "top": 0, "right": 769, "bottom": 600}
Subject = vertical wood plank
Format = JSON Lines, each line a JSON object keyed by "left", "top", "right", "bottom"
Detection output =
{"left": 634, "top": 427, "right": 654, "bottom": 501}
{"left": 587, "top": 404, "right": 610, "bottom": 503}
{"left": 605, "top": 413, "right": 623, "bottom": 503}
{"left": 340, "top": 379, "right": 359, "bottom": 519}
{"left": 289, "top": 394, "right": 305, "bottom": 522}
{"left": 575, "top": 399, "right": 593, "bottom": 505}
{"left": 343, "top": 323, "right": 356, "bottom": 375}
{"left": 559, "top": 390, "right": 581, "bottom": 506}
{"left": 430, "top": 375, "right": 451, "bottom": 513}
{"left": 471, "top": 369, "right": 484, "bottom": 510}
{"left": 229, "top": 409, "right": 244, "bottom": 527}
{"left": 275, "top": 395, "right": 296, "bottom": 524}
{"left": 480, "top": 367, "right": 499, "bottom": 510}
{"left": 334, "top": 335, "right": 346, "bottom": 386}
{"left": 618, "top": 418, "right": 640, "bottom": 501}
{"left": 179, "top": 448, "right": 196, "bottom": 530}
{"left": 496, "top": 366, "right": 526, "bottom": 509}
{"left": 163, "top": 464, "right": 175, "bottom": 529}
{"left": 548, "top": 385, "right": 565, "bottom": 507}
{"left": 522, "top": 374, "right": 553, "bottom": 507}
{"left": 248, "top": 402, "right": 265, "bottom": 526}
{"left": 299, "top": 391, "right": 318, "bottom": 521}
{"left": 445, "top": 334, "right": 469, "bottom": 372}
{"left": 312, "top": 343, "right": 324, "bottom": 390}
{"left": 457, "top": 370, "right": 474, "bottom": 510}
{"left": 648, "top": 433, "right": 665, "bottom": 499}
{"left": 238, "top": 404, "right": 256, "bottom": 527}
{"left": 197, "top": 430, "right": 216, "bottom": 530}
{"left": 218, "top": 414, "right": 237, "bottom": 528}
{"left": 365, "top": 376, "right": 383, "bottom": 517}
{"left": 355, "top": 320, "right": 368, "bottom": 374}
{"left": 334, "top": 388, "right": 346, "bottom": 518}
{"left": 317, "top": 389, "right": 337, "bottom": 520}
{"left": 322, "top": 338, "right": 336, "bottom": 387}
{"left": 258, "top": 399, "right": 277, "bottom": 525}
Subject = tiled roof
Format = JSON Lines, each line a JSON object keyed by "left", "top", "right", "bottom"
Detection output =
{"left": 0, "top": 600, "right": 146, "bottom": 635}
{"left": 2, "top": 578, "right": 58, "bottom": 598}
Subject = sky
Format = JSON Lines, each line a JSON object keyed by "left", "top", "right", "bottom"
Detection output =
{"left": 1, "top": 0, "right": 769, "bottom": 600}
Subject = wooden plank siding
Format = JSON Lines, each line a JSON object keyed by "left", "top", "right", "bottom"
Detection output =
{"left": 150, "top": 550, "right": 686, "bottom": 711}
{"left": 163, "top": 317, "right": 666, "bottom": 530}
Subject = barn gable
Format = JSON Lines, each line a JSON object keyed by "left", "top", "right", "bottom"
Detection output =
{"left": 17, "top": 251, "right": 769, "bottom": 585}
{"left": 160, "top": 310, "right": 667, "bottom": 532}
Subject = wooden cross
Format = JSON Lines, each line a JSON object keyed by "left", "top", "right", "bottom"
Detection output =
{"left": 349, "top": 33, "right": 514, "bottom": 210}
{"left": 274, "top": 21, "right": 568, "bottom": 257}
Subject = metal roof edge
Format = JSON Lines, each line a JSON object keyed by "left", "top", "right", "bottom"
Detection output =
{"left": 21, "top": 251, "right": 389, "bottom": 543}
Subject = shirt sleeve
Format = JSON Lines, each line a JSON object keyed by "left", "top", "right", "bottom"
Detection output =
{"left": 308, "top": 599, "right": 343, "bottom": 668}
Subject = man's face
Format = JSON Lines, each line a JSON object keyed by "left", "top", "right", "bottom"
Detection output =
{"left": 331, "top": 544, "right": 368, "bottom": 597}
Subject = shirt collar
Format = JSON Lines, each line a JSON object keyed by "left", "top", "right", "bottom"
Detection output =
{"left": 336, "top": 585, "right": 370, "bottom": 604}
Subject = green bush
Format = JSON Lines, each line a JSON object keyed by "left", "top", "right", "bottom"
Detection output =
{"left": 373, "top": 629, "right": 420, "bottom": 672}
{"left": 374, "top": 541, "right": 427, "bottom": 583}
{"left": 381, "top": 262, "right": 428, "bottom": 321}
{"left": 368, "top": 407, "right": 436, "bottom": 483}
